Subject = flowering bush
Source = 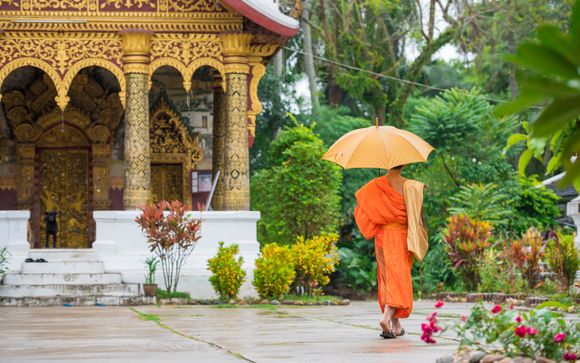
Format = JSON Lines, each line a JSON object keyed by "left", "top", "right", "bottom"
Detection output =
{"left": 253, "top": 243, "right": 296, "bottom": 300}
{"left": 291, "top": 234, "right": 340, "bottom": 296}
{"left": 421, "top": 301, "right": 579, "bottom": 361}
{"left": 207, "top": 242, "right": 246, "bottom": 301}
{"left": 442, "top": 215, "right": 492, "bottom": 290}
{"left": 545, "top": 231, "right": 580, "bottom": 293}
{"left": 135, "top": 200, "right": 202, "bottom": 293}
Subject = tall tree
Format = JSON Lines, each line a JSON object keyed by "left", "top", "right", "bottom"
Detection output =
{"left": 301, "top": 0, "right": 321, "bottom": 117}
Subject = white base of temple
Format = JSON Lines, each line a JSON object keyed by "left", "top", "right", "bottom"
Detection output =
{"left": 0, "top": 210, "right": 261, "bottom": 300}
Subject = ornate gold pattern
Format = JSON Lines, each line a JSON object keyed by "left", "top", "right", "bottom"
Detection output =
{"left": 121, "top": 30, "right": 153, "bottom": 74}
{"left": 247, "top": 62, "right": 266, "bottom": 137}
{"left": 92, "top": 143, "right": 112, "bottom": 210}
{"left": 0, "top": 32, "right": 125, "bottom": 110}
{"left": 16, "top": 143, "right": 34, "bottom": 209}
{"left": 0, "top": 21, "right": 242, "bottom": 33}
{"left": 0, "top": 176, "right": 17, "bottom": 191}
{"left": 151, "top": 164, "right": 182, "bottom": 204}
{"left": 223, "top": 72, "right": 249, "bottom": 210}
{"left": 123, "top": 72, "right": 151, "bottom": 208}
{"left": 211, "top": 85, "right": 225, "bottom": 210}
{"left": 150, "top": 94, "right": 202, "bottom": 206}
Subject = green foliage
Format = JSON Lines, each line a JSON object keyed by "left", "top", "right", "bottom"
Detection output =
{"left": 508, "top": 227, "right": 545, "bottom": 289}
{"left": 442, "top": 215, "right": 493, "bottom": 290}
{"left": 448, "top": 183, "right": 512, "bottom": 227}
{"left": 251, "top": 124, "right": 342, "bottom": 245}
{"left": 0, "top": 247, "right": 9, "bottom": 280}
{"left": 413, "top": 237, "right": 460, "bottom": 295}
{"left": 207, "top": 242, "right": 246, "bottom": 301}
{"left": 144, "top": 256, "right": 158, "bottom": 285}
{"left": 291, "top": 234, "right": 340, "bottom": 296}
{"left": 545, "top": 231, "right": 580, "bottom": 292}
{"left": 478, "top": 248, "right": 526, "bottom": 293}
{"left": 156, "top": 289, "right": 192, "bottom": 301}
{"left": 335, "top": 233, "right": 377, "bottom": 292}
{"left": 495, "top": 1, "right": 580, "bottom": 189}
{"left": 253, "top": 243, "right": 296, "bottom": 300}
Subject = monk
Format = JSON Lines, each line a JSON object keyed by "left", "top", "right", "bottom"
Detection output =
{"left": 354, "top": 165, "right": 428, "bottom": 339}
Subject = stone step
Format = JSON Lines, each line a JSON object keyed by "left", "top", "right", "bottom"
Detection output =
{"left": 29, "top": 249, "right": 101, "bottom": 261}
{"left": 3, "top": 272, "right": 123, "bottom": 285}
{"left": 0, "top": 283, "right": 140, "bottom": 297}
{"left": 0, "top": 295, "right": 156, "bottom": 307}
{"left": 21, "top": 260, "right": 105, "bottom": 274}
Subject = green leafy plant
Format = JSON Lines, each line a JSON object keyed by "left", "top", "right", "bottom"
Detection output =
{"left": 144, "top": 256, "right": 158, "bottom": 285}
{"left": 423, "top": 302, "right": 579, "bottom": 361}
{"left": 207, "top": 242, "right": 246, "bottom": 301}
{"left": 156, "top": 289, "right": 192, "bottom": 301}
{"left": 442, "top": 215, "right": 493, "bottom": 290}
{"left": 479, "top": 247, "right": 526, "bottom": 293}
{"left": 253, "top": 243, "right": 296, "bottom": 300}
{"left": 495, "top": 1, "right": 580, "bottom": 188}
{"left": 251, "top": 124, "right": 342, "bottom": 245}
{"left": 0, "top": 247, "right": 9, "bottom": 282}
{"left": 448, "top": 183, "right": 512, "bottom": 227}
{"left": 508, "top": 227, "right": 545, "bottom": 289}
{"left": 291, "top": 234, "right": 340, "bottom": 296}
{"left": 545, "top": 231, "right": 580, "bottom": 292}
{"left": 135, "top": 200, "right": 202, "bottom": 293}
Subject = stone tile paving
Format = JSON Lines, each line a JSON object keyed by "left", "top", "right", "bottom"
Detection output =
{"left": 0, "top": 300, "right": 492, "bottom": 363}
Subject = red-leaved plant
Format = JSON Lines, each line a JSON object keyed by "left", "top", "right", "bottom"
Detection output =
{"left": 421, "top": 301, "right": 579, "bottom": 361}
{"left": 136, "top": 200, "right": 202, "bottom": 293}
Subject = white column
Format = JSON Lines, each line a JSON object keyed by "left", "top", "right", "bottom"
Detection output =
{"left": 0, "top": 211, "right": 31, "bottom": 272}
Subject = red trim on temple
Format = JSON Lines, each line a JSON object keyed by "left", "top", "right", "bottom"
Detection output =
{"left": 222, "top": 0, "right": 299, "bottom": 37}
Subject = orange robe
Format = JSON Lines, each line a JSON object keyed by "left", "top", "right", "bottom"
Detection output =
{"left": 354, "top": 177, "right": 415, "bottom": 318}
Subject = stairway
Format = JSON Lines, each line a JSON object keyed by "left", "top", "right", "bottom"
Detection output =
{"left": 0, "top": 249, "right": 154, "bottom": 306}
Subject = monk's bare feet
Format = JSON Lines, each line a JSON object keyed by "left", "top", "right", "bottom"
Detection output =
{"left": 380, "top": 307, "right": 395, "bottom": 335}
{"left": 391, "top": 317, "right": 404, "bottom": 336}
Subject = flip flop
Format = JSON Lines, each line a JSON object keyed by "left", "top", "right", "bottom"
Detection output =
{"left": 396, "top": 328, "right": 405, "bottom": 337}
{"left": 35, "top": 258, "right": 47, "bottom": 263}
{"left": 25, "top": 258, "right": 34, "bottom": 263}
{"left": 380, "top": 330, "right": 396, "bottom": 339}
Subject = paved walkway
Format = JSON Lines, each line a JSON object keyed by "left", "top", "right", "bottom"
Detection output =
{"left": 0, "top": 300, "right": 469, "bottom": 363}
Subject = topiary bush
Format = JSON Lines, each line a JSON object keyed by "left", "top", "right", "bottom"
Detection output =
{"left": 291, "top": 234, "right": 340, "bottom": 296}
{"left": 207, "top": 242, "right": 246, "bottom": 301}
{"left": 253, "top": 243, "right": 296, "bottom": 300}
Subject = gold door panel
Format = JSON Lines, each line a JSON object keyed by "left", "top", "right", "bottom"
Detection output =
{"left": 39, "top": 149, "right": 90, "bottom": 249}
{"left": 151, "top": 164, "right": 183, "bottom": 203}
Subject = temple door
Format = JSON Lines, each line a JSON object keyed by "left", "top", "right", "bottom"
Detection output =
{"left": 151, "top": 163, "right": 183, "bottom": 203}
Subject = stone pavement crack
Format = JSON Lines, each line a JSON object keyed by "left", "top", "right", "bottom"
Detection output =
{"left": 130, "top": 308, "right": 256, "bottom": 363}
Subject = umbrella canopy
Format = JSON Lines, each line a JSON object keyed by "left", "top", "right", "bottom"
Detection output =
{"left": 322, "top": 125, "right": 434, "bottom": 169}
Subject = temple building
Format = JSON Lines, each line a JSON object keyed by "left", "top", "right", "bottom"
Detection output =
{"left": 0, "top": 0, "right": 301, "bottom": 304}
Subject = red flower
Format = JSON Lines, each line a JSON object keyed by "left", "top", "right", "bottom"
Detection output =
{"left": 515, "top": 315, "right": 522, "bottom": 323}
{"left": 509, "top": 304, "right": 514, "bottom": 310}
{"left": 554, "top": 332, "right": 566, "bottom": 343}
{"left": 515, "top": 325, "right": 527, "bottom": 338}
{"left": 435, "top": 300, "right": 444, "bottom": 308}
{"left": 460, "top": 315, "right": 467, "bottom": 322}
{"left": 526, "top": 327, "right": 537, "bottom": 336}
{"left": 427, "top": 312, "right": 438, "bottom": 321}
{"left": 491, "top": 305, "right": 502, "bottom": 314}
{"left": 563, "top": 352, "right": 577, "bottom": 361}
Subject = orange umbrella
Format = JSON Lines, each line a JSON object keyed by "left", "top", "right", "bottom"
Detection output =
{"left": 322, "top": 123, "right": 434, "bottom": 169}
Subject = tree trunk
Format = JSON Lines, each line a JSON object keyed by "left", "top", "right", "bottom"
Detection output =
{"left": 301, "top": 0, "right": 321, "bottom": 117}
{"left": 273, "top": 49, "right": 283, "bottom": 77}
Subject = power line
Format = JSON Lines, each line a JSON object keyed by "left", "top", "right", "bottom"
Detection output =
{"left": 283, "top": 46, "right": 543, "bottom": 110}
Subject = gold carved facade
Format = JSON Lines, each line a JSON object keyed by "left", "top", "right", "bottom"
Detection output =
{"left": 150, "top": 94, "right": 202, "bottom": 205}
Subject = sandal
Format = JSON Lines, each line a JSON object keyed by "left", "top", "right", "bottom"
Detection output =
{"left": 396, "top": 328, "right": 405, "bottom": 337}
{"left": 35, "top": 258, "right": 47, "bottom": 263}
{"left": 380, "top": 330, "right": 396, "bottom": 339}
{"left": 25, "top": 258, "right": 34, "bottom": 263}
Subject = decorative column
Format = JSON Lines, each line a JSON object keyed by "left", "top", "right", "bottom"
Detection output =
{"left": 220, "top": 33, "right": 251, "bottom": 211}
{"left": 211, "top": 77, "right": 226, "bottom": 211}
{"left": 120, "top": 30, "right": 153, "bottom": 209}
{"left": 16, "top": 144, "right": 35, "bottom": 209}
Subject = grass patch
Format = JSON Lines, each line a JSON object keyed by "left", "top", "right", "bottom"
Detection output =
{"left": 131, "top": 308, "right": 161, "bottom": 322}
{"left": 156, "top": 289, "right": 192, "bottom": 300}
{"left": 213, "top": 304, "right": 278, "bottom": 310}
{"left": 281, "top": 294, "right": 343, "bottom": 304}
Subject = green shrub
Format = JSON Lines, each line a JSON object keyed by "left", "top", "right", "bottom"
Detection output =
{"left": 478, "top": 247, "right": 525, "bottom": 293}
{"left": 442, "top": 215, "right": 493, "bottom": 290}
{"left": 253, "top": 243, "right": 296, "bottom": 300}
{"left": 207, "top": 242, "right": 246, "bottom": 301}
{"left": 545, "top": 232, "right": 579, "bottom": 292}
{"left": 251, "top": 124, "right": 342, "bottom": 245}
{"left": 291, "top": 234, "right": 340, "bottom": 296}
{"left": 508, "top": 227, "right": 544, "bottom": 289}
{"left": 448, "top": 183, "right": 512, "bottom": 227}
{"left": 156, "top": 289, "right": 192, "bottom": 300}
{"left": 0, "top": 247, "right": 9, "bottom": 280}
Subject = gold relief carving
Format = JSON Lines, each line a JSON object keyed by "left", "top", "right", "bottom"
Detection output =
{"left": 14, "top": 123, "right": 41, "bottom": 142}
{"left": 110, "top": 175, "right": 124, "bottom": 191}
{"left": 92, "top": 143, "right": 111, "bottom": 210}
{"left": 0, "top": 32, "right": 125, "bottom": 110}
{"left": 123, "top": 72, "right": 151, "bottom": 208}
{"left": 87, "top": 125, "right": 111, "bottom": 144}
{"left": 0, "top": 176, "right": 17, "bottom": 191}
{"left": 37, "top": 125, "right": 89, "bottom": 147}
{"left": 168, "top": 0, "right": 222, "bottom": 12}
{"left": 100, "top": 0, "right": 152, "bottom": 9}
{"left": 150, "top": 94, "right": 202, "bottom": 205}
{"left": 211, "top": 85, "right": 225, "bottom": 210}
{"left": 16, "top": 144, "right": 35, "bottom": 209}
{"left": 224, "top": 63, "right": 249, "bottom": 74}
{"left": 120, "top": 30, "right": 153, "bottom": 74}
{"left": 0, "top": 22, "right": 242, "bottom": 33}
{"left": 223, "top": 72, "right": 249, "bottom": 210}
{"left": 249, "top": 44, "right": 279, "bottom": 58}
{"left": 220, "top": 33, "right": 252, "bottom": 56}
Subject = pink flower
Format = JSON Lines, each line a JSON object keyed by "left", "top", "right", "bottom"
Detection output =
{"left": 460, "top": 315, "right": 467, "bottom": 322}
{"left": 427, "top": 312, "right": 438, "bottom": 321}
{"left": 526, "top": 327, "right": 537, "bottom": 336}
{"left": 563, "top": 352, "right": 577, "bottom": 361}
{"left": 491, "top": 305, "right": 502, "bottom": 314}
{"left": 509, "top": 304, "right": 514, "bottom": 310}
{"left": 554, "top": 332, "right": 566, "bottom": 343}
{"left": 515, "top": 315, "right": 522, "bottom": 323}
{"left": 515, "top": 325, "right": 527, "bottom": 338}
{"left": 435, "top": 300, "right": 444, "bottom": 308}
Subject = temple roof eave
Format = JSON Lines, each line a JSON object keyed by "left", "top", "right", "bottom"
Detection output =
{"left": 221, "top": 0, "right": 299, "bottom": 37}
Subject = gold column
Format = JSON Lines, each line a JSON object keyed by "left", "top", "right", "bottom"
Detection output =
{"left": 92, "top": 144, "right": 111, "bottom": 210}
{"left": 220, "top": 33, "right": 251, "bottom": 211}
{"left": 120, "top": 30, "right": 153, "bottom": 209}
{"left": 211, "top": 79, "right": 226, "bottom": 211}
{"left": 16, "top": 144, "right": 35, "bottom": 209}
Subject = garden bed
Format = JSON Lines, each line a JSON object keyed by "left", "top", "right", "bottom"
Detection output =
{"left": 155, "top": 293, "right": 350, "bottom": 306}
